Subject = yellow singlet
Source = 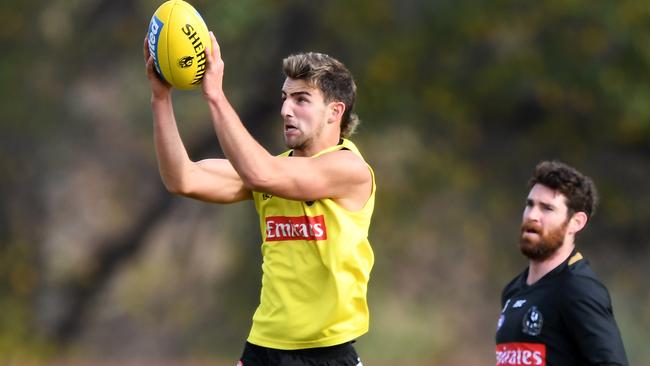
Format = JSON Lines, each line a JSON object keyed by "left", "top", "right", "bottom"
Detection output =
{"left": 248, "top": 139, "right": 376, "bottom": 350}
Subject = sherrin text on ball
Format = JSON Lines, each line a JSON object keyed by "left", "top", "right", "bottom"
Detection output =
{"left": 147, "top": 0, "right": 211, "bottom": 89}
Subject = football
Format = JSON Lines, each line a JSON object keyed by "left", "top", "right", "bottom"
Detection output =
{"left": 147, "top": 0, "right": 212, "bottom": 90}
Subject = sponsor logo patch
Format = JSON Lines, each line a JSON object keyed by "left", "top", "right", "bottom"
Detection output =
{"left": 513, "top": 299, "right": 527, "bottom": 308}
{"left": 265, "top": 215, "right": 327, "bottom": 241}
{"left": 496, "top": 342, "right": 546, "bottom": 365}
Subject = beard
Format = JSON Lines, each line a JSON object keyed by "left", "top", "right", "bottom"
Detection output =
{"left": 519, "top": 219, "right": 568, "bottom": 261}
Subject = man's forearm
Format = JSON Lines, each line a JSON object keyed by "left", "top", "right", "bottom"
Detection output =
{"left": 206, "top": 94, "right": 273, "bottom": 188}
{"left": 152, "top": 95, "right": 193, "bottom": 193}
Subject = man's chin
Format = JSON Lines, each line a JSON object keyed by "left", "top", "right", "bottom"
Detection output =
{"left": 520, "top": 241, "right": 559, "bottom": 261}
{"left": 520, "top": 239, "right": 544, "bottom": 260}
{"left": 284, "top": 136, "right": 304, "bottom": 150}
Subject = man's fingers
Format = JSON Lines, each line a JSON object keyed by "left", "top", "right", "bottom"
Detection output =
{"left": 210, "top": 31, "right": 220, "bottom": 60}
{"left": 143, "top": 36, "right": 150, "bottom": 63}
{"left": 143, "top": 37, "right": 157, "bottom": 78}
{"left": 204, "top": 31, "right": 220, "bottom": 68}
{"left": 145, "top": 54, "right": 157, "bottom": 80}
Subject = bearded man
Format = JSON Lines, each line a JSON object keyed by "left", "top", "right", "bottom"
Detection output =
{"left": 495, "top": 161, "right": 628, "bottom": 366}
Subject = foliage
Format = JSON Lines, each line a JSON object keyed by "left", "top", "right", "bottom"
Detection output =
{"left": 1, "top": 0, "right": 649, "bottom": 364}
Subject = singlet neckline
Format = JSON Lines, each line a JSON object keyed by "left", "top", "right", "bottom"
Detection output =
{"left": 288, "top": 139, "right": 345, "bottom": 157}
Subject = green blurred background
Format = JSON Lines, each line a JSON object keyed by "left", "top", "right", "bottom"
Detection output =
{"left": 1, "top": 0, "right": 649, "bottom": 364}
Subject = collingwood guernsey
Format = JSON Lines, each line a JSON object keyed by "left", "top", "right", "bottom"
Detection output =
{"left": 495, "top": 251, "right": 628, "bottom": 366}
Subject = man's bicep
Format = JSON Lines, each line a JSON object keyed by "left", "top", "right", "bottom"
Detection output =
{"left": 188, "top": 159, "right": 251, "bottom": 203}
{"left": 270, "top": 151, "right": 370, "bottom": 201}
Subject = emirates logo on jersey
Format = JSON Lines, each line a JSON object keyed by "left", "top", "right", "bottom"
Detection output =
{"left": 265, "top": 215, "right": 327, "bottom": 241}
{"left": 496, "top": 343, "right": 546, "bottom": 365}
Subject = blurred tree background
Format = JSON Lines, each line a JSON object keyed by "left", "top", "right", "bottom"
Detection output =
{"left": 1, "top": 0, "right": 649, "bottom": 364}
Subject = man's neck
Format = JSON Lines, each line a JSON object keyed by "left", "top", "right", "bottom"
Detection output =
{"left": 293, "top": 135, "right": 341, "bottom": 157}
{"left": 527, "top": 241, "right": 575, "bottom": 285}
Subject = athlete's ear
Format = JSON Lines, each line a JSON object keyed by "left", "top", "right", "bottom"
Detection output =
{"left": 568, "top": 211, "right": 588, "bottom": 235}
{"left": 328, "top": 101, "right": 345, "bottom": 124}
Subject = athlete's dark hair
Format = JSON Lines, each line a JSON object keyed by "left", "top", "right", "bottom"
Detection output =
{"left": 528, "top": 160, "right": 599, "bottom": 219}
{"left": 282, "top": 52, "right": 359, "bottom": 138}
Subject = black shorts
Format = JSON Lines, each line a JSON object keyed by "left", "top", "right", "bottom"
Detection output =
{"left": 238, "top": 341, "right": 362, "bottom": 366}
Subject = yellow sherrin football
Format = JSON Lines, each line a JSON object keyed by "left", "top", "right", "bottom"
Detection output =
{"left": 147, "top": 0, "right": 212, "bottom": 90}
